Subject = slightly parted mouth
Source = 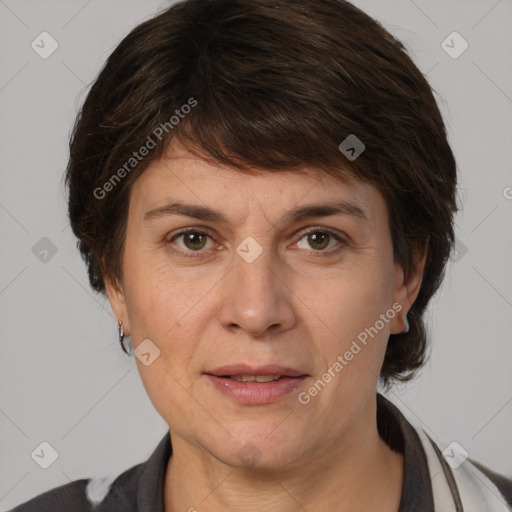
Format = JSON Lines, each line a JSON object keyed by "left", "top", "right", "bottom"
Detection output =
{"left": 212, "top": 375, "right": 290, "bottom": 383}
{"left": 205, "top": 364, "right": 307, "bottom": 379}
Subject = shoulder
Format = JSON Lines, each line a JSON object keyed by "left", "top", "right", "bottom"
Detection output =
{"left": 8, "top": 479, "right": 91, "bottom": 512}
{"left": 469, "top": 458, "right": 512, "bottom": 507}
{"left": 8, "top": 463, "right": 144, "bottom": 512}
{"left": 8, "top": 431, "right": 172, "bottom": 512}
{"left": 422, "top": 432, "right": 512, "bottom": 509}
{"left": 377, "top": 393, "right": 512, "bottom": 510}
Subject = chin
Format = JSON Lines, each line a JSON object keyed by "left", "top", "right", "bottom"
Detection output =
{"left": 207, "top": 424, "right": 307, "bottom": 470}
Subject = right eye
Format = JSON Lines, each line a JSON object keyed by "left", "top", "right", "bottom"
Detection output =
{"left": 166, "top": 228, "right": 216, "bottom": 255}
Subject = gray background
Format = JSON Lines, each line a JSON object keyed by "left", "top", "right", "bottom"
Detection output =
{"left": 1, "top": 0, "right": 511, "bottom": 509}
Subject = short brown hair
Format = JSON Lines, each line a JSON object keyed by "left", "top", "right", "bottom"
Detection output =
{"left": 65, "top": 0, "right": 458, "bottom": 387}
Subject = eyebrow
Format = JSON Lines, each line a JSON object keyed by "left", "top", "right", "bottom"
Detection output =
{"left": 143, "top": 199, "right": 367, "bottom": 225}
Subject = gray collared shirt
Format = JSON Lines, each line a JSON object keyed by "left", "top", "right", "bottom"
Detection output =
{"left": 8, "top": 394, "right": 512, "bottom": 511}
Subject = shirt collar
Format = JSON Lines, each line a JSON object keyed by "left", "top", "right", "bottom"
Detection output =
{"left": 377, "top": 393, "right": 436, "bottom": 511}
{"left": 136, "top": 430, "right": 172, "bottom": 512}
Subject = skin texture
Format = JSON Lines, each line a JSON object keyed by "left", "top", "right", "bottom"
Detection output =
{"left": 106, "top": 141, "right": 427, "bottom": 512}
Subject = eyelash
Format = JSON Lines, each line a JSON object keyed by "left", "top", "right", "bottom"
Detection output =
{"left": 165, "top": 227, "right": 347, "bottom": 258}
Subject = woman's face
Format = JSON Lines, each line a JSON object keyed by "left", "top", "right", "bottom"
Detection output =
{"left": 106, "top": 143, "right": 422, "bottom": 469}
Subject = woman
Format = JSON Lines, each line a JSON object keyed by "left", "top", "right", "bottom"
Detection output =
{"left": 9, "top": 0, "right": 512, "bottom": 510}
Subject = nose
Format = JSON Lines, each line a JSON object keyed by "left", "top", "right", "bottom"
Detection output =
{"left": 218, "top": 243, "right": 296, "bottom": 337}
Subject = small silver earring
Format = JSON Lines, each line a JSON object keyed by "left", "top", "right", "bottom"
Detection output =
{"left": 118, "top": 321, "right": 133, "bottom": 355}
{"left": 403, "top": 314, "right": 410, "bottom": 334}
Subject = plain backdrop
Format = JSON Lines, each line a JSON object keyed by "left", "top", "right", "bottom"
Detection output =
{"left": 1, "top": 0, "right": 511, "bottom": 509}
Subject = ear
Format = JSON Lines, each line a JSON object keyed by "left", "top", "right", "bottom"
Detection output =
{"left": 104, "top": 275, "right": 130, "bottom": 334}
{"left": 390, "top": 240, "right": 428, "bottom": 335}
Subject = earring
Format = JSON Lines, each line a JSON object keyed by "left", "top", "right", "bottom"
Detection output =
{"left": 403, "top": 314, "right": 410, "bottom": 334}
{"left": 118, "top": 321, "right": 133, "bottom": 355}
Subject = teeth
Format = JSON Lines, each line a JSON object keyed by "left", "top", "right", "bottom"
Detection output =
{"left": 230, "top": 375, "right": 281, "bottom": 382}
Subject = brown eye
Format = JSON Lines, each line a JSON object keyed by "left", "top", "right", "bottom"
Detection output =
{"left": 306, "top": 232, "right": 330, "bottom": 250}
{"left": 296, "top": 229, "right": 345, "bottom": 253}
{"left": 183, "top": 232, "right": 208, "bottom": 250}
{"left": 168, "top": 230, "right": 214, "bottom": 252}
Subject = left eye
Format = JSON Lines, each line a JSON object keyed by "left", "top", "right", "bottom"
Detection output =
{"left": 295, "top": 229, "right": 344, "bottom": 252}
{"left": 167, "top": 228, "right": 344, "bottom": 254}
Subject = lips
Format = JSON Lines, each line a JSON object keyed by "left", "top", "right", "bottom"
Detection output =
{"left": 205, "top": 372, "right": 308, "bottom": 405}
{"left": 204, "top": 364, "right": 309, "bottom": 404}
{"left": 205, "top": 363, "right": 307, "bottom": 379}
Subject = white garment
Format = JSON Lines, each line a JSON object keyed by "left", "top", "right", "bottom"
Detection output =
{"left": 416, "top": 428, "right": 512, "bottom": 511}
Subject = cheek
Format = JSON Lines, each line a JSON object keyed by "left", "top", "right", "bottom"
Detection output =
{"left": 122, "top": 265, "right": 207, "bottom": 421}
{"left": 305, "top": 261, "right": 395, "bottom": 391}
{"left": 122, "top": 245, "right": 182, "bottom": 330}
{"left": 122, "top": 253, "right": 216, "bottom": 369}
{"left": 312, "top": 260, "right": 394, "bottom": 336}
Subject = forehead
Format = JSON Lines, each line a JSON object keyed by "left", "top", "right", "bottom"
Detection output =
{"left": 129, "top": 146, "right": 387, "bottom": 230}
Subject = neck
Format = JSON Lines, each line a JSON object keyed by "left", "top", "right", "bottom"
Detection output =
{"left": 164, "top": 396, "right": 404, "bottom": 512}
